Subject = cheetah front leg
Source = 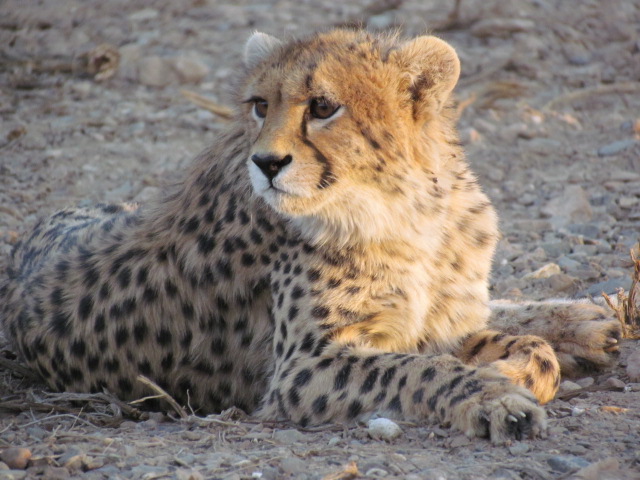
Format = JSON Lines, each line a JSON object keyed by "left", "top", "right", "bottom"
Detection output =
{"left": 257, "top": 341, "right": 546, "bottom": 444}
{"left": 455, "top": 330, "right": 560, "bottom": 404}
{"left": 488, "top": 299, "right": 621, "bottom": 377}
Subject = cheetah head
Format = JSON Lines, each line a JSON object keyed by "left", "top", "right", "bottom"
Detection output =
{"left": 241, "top": 29, "right": 460, "bottom": 246}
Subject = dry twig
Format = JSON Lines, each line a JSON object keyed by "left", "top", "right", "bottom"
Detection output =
{"left": 543, "top": 82, "right": 640, "bottom": 111}
{"left": 322, "top": 461, "right": 361, "bottom": 480}
{"left": 181, "top": 89, "right": 234, "bottom": 120}
{"left": 136, "top": 374, "right": 188, "bottom": 419}
{"left": 602, "top": 247, "right": 640, "bottom": 339}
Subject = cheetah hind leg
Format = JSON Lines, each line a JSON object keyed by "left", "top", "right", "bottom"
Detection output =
{"left": 488, "top": 299, "right": 622, "bottom": 378}
{"left": 455, "top": 330, "right": 561, "bottom": 404}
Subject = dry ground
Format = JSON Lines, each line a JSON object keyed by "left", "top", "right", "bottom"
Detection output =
{"left": 1, "top": 0, "right": 640, "bottom": 479}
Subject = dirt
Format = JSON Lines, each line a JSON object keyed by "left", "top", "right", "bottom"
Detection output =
{"left": 1, "top": 0, "right": 640, "bottom": 478}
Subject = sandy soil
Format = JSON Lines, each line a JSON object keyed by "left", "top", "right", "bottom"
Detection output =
{"left": 1, "top": 0, "right": 640, "bottom": 478}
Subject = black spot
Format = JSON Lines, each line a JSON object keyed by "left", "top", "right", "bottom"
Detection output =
{"left": 334, "top": 364, "right": 351, "bottom": 390}
{"left": 216, "top": 259, "right": 233, "bottom": 279}
{"left": 293, "top": 369, "right": 313, "bottom": 388}
{"left": 83, "top": 267, "right": 100, "bottom": 288}
{"left": 312, "top": 337, "right": 329, "bottom": 357}
{"left": 300, "top": 332, "right": 314, "bottom": 352}
{"left": 181, "top": 302, "right": 195, "bottom": 320}
{"left": 398, "top": 374, "right": 408, "bottom": 390}
{"left": 387, "top": 394, "right": 402, "bottom": 412}
{"left": 50, "top": 288, "right": 64, "bottom": 307}
{"left": 157, "top": 328, "right": 172, "bottom": 346}
{"left": 241, "top": 253, "right": 256, "bottom": 266}
{"left": 537, "top": 356, "right": 554, "bottom": 374}
{"left": 312, "top": 395, "right": 328, "bottom": 415}
{"left": 307, "top": 269, "right": 321, "bottom": 282}
{"left": 118, "top": 377, "right": 133, "bottom": 393}
{"left": 94, "top": 313, "right": 105, "bottom": 333}
{"left": 70, "top": 339, "right": 86, "bottom": 358}
{"left": 164, "top": 279, "right": 178, "bottom": 297}
{"left": 312, "top": 305, "right": 330, "bottom": 319}
{"left": 280, "top": 322, "right": 288, "bottom": 340}
{"left": 288, "top": 387, "right": 300, "bottom": 407}
{"left": 133, "top": 321, "right": 148, "bottom": 344}
{"left": 138, "top": 360, "right": 152, "bottom": 376}
{"left": 50, "top": 311, "right": 71, "bottom": 337}
{"left": 347, "top": 400, "right": 363, "bottom": 419}
{"left": 184, "top": 216, "right": 200, "bottom": 233}
{"left": 78, "top": 294, "right": 94, "bottom": 321}
{"left": 87, "top": 355, "right": 100, "bottom": 372}
{"left": 105, "top": 357, "right": 120, "bottom": 373}
{"left": 421, "top": 366, "right": 437, "bottom": 382}
{"left": 412, "top": 388, "right": 424, "bottom": 404}
{"left": 117, "top": 267, "right": 131, "bottom": 289}
{"left": 197, "top": 234, "right": 216, "bottom": 255}
{"left": 469, "top": 338, "right": 488, "bottom": 358}
{"left": 317, "top": 357, "right": 333, "bottom": 369}
{"left": 380, "top": 366, "right": 397, "bottom": 387}
{"left": 360, "top": 368, "right": 379, "bottom": 394}
{"left": 284, "top": 343, "right": 296, "bottom": 361}
{"left": 181, "top": 330, "right": 193, "bottom": 348}
{"left": 161, "top": 353, "right": 174, "bottom": 370}
{"left": 115, "top": 327, "right": 129, "bottom": 347}
{"left": 275, "top": 341, "right": 284, "bottom": 357}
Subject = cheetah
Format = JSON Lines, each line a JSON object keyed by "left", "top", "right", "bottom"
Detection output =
{"left": 0, "top": 29, "right": 621, "bottom": 444}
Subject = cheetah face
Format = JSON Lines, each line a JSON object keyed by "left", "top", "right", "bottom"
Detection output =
{"left": 241, "top": 30, "right": 460, "bottom": 244}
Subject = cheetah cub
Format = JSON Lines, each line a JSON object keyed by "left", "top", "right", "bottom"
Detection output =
{"left": 1, "top": 30, "right": 621, "bottom": 443}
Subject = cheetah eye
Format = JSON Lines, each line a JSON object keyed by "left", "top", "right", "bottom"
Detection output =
{"left": 310, "top": 97, "right": 340, "bottom": 120}
{"left": 251, "top": 97, "right": 269, "bottom": 119}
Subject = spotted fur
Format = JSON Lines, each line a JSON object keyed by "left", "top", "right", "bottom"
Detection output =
{"left": 0, "top": 30, "right": 620, "bottom": 443}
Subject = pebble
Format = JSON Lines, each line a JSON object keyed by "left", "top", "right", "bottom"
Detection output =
{"left": 547, "top": 455, "right": 590, "bottom": 472}
{"left": 367, "top": 12, "right": 396, "bottom": 30}
{"left": 169, "top": 56, "right": 210, "bottom": 83}
{"left": 508, "top": 443, "right": 530, "bottom": 455}
{"left": 0, "top": 449, "right": 31, "bottom": 470}
{"left": 367, "top": 418, "right": 402, "bottom": 441}
{"left": 604, "top": 377, "right": 625, "bottom": 389}
{"left": 138, "top": 56, "right": 179, "bottom": 87}
{"left": 558, "top": 380, "right": 582, "bottom": 394}
{"left": 597, "top": 139, "right": 637, "bottom": 157}
{"left": 272, "top": 428, "right": 307, "bottom": 444}
{"left": 582, "top": 277, "right": 628, "bottom": 296}
{"left": 0, "top": 471, "right": 28, "bottom": 480}
{"left": 523, "top": 262, "right": 560, "bottom": 280}
{"left": 128, "top": 8, "right": 159, "bottom": 21}
{"left": 575, "top": 377, "right": 594, "bottom": 388}
{"left": 279, "top": 457, "right": 307, "bottom": 476}
{"left": 542, "top": 185, "right": 593, "bottom": 226}
{"left": 626, "top": 349, "right": 640, "bottom": 382}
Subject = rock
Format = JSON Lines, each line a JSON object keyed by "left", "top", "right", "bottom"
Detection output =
{"left": 542, "top": 185, "right": 593, "bottom": 226}
{"left": 558, "top": 380, "right": 581, "bottom": 394}
{"left": 0, "top": 448, "right": 31, "bottom": 470}
{"left": 576, "top": 377, "right": 595, "bottom": 388}
{"left": 563, "top": 43, "right": 591, "bottom": 65}
{"left": 138, "top": 56, "right": 179, "bottom": 87}
{"left": 603, "top": 377, "right": 625, "bottom": 389}
{"left": 582, "top": 277, "right": 629, "bottom": 296}
{"left": 118, "top": 44, "right": 143, "bottom": 81}
{"left": 618, "top": 196, "right": 639, "bottom": 209}
{"left": 544, "top": 273, "right": 576, "bottom": 293}
{"left": 0, "top": 470, "right": 27, "bottom": 479}
{"left": 367, "top": 12, "right": 396, "bottom": 30}
{"left": 626, "top": 349, "right": 640, "bottom": 382}
{"left": 169, "top": 56, "right": 210, "bottom": 84}
{"left": 523, "top": 263, "right": 561, "bottom": 280}
{"left": 471, "top": 18, "right": 536, "bottom": 37}
{"left": 364, "top": 467, "right": 389, "bottom": 477}
{"left": 547, "top": 455, "right": 590, "bottom": 473}
{"left": 367, "top": 418, "right": 402, "bottom": 441}
{"left": 279, "top": 457, "right": 307, "bottom": 476}
{"left": 597, "top": 139, "right": 637, "bottom": 157}
{"left": 508, "top": 443, "right": 530, "bottom": 455}
{"left": 128, "top": 8, "right": 159, "bottom": 21}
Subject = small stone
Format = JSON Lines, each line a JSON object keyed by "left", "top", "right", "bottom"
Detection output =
{"left": 571, "top": 406, "right": 586, "bottom": 416}
{"left": 619, "top": 196, "right": 639, "bottom": 209}
{"left": 367, "top": 418, "right": 402, "bottom": 441}
{"left": 327, "top": 436, "right": 341, "bottom": 447}
{"left": 279, "top": 457, "right": 306, "bottom": 476}
{"left": 542, "top": 185, "right": 593, "bottom": 226}
{"left": 364, "top": 468, "right": 389, "bottom": 477}
{"left": 597, "top": 139, "right": 637, "bottom": 157}
{"left": 0, "top": 462, "right": 8, "bottom": 470}
{"left": 138, "top": 56, "right": 178, "bottom": 87}
{"left": 272, "top": 429, "right": 306, "bottom": 444}
{"left": 582, "top": 277, "right": 628, "bottom": 297}
{"left": 604, "top": 377, "right": 625, "bottom": 389}
{"left": 128, "top": 8, "right": 159, "bottom": 21}
{"left": 547, "top": 455, "right": 590, "bottom": 473}
{"left": 367, "top": 12, "right": 396, "bottom": 30}
{"left": 0, "top": 448, "right": 32, "bottom": 470}
{"left": 563, "top": 44, "right": 591, "bottom": 65}
{"left": 544, "top": 273, "right": 577, "bottom": 293}
{"left": 575, "top": 377, "right": 594, "bottom": 388}
{"left": 508, "top": 443, "right": 530, "bottom": 455}
{"left": 448, "top": 434, "right": 471, "bottom": 448}
{"left": 523, "top": 263, "right": 561, "bottom": 280}
{"left": 169, "top": 56, "right": 210, "bottom": 84}
{"left": 471, "top": 18, "right": 536, "bottom": 37}
{"left": 626, "top": 349, "right": 640, "bottom": 382}
{"left": 0, "top": 470, "right": 27, "bottom": 479}
{"left": 558, "top": 380, "right": 581, "bottom": 394}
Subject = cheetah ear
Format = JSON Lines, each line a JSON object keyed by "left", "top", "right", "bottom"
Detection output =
{"left": 244, "top": 32, "right": 283, "bottom": 69}
{"left": 391, "top": 36, "right": 460, "bottom": 115}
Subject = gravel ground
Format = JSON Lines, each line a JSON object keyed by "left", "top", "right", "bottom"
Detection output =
{"left": 1, "top": 0, "right": 640, "bottom": 479}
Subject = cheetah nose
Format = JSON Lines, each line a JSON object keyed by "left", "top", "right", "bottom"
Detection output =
{"left": 251, "top": 154, "right": 292, "bottom": 181}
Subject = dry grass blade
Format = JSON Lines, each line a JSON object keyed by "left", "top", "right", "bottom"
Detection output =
{"left": 322, "top": 461, "right": 361, "bottom": 480}
{"left": 181, "top": 89, "right": 234, "bottom": 120}
{"left": 556, "top": 382, "right": 625, "bottom": 401}
{"left": 136, "top": 374, "right": 188, "bottom": 419}
{"left": 543, "top": 82, "right": 640, "bottom": 111}
{"left": 602, "top": 247, "right": 640, "bottom": 339}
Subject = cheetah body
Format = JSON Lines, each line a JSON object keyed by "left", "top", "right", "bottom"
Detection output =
{"left": 1, "top": 30, "right": 620, "bottom": 443}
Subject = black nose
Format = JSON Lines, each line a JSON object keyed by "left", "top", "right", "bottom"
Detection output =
{"left": 251, "top": 154, "right": 292, "bottom": 181}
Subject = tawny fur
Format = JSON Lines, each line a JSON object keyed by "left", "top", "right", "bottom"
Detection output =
{"left": 0, "top": 29, "right": 620, "bottom": 443}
